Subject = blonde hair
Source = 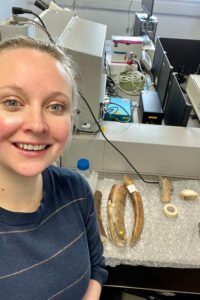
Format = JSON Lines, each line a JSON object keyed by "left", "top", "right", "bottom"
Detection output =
{"left": 0, "top": 36, "right": 78, "bottom": 111}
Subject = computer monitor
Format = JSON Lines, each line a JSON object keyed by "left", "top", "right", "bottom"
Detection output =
{"left": 157, "top": 52, "right": 173, "bottom": 109}
{"left": 151, "top": 38, "right": 165, "bottom": 86}
{"left": 159, "top": 37, "right": 200, "bottom": 76}
{"left": 164, "top": 73, "right": 192, "bottom": 127}
{"left": 141, "top": 0, "right": 155, "bottom": 18}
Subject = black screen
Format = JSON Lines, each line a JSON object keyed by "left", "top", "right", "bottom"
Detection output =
{"left": 157, "top": 52, "right": 173, "bottom": 109}
{"left": 151, "top": 38, "right": 165, "bottom": 86}
{"left": 159, "top": 37, "right": 200, "bottom": 75}
{"left": 164, "top": 73, "right": 192, "bottom": 127}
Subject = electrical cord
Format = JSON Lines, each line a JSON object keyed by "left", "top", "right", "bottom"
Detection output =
{"left": 105, "top": 58, "right": 112, "bottom": 78}
{"left": 104, "top": 111, "right": 131, "bottom": 123}
{"left": 116, "top": 85, "right": 140, "bottom": 97}
{"left": 78, "top": 90, "right": 159, "bottom": 184}
{"left": 34, "top": 0, "right": 48, "bottom": 11}
{"left": 104, "top": 101, "right": 132, "bottom": 123}
{"left": 132, "top": 57, "right": 144, "bottom": 74}
{"left": 106, "top": 75, "right": 116, "bottom": 93}
{"left": 106, "top": 76, "right": 121, "bottom": 97}
{"left": 12, "top": 7, "right": 55, "bottom": 44}
{"left": 117, "top": 70, "right": 145, "bottom": 96}
{"left": 76, "top": 129, "right": 100, "bottom": 134}
{"left": 12, "top": 16, "right": 53, "bottom": 43}
{"left": 105, "top": 55, "right": 145, "bottom": 97}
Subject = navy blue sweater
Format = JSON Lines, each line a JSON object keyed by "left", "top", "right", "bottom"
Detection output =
{"left": 0, "top": 167, "right": 108, "bottom": 299}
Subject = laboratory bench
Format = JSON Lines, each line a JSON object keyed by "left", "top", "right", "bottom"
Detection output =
{"left": 95, "top": 173, "right": 200, "bottom": 300}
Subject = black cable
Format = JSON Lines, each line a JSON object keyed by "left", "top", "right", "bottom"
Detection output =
{"left": 106, "top": 75, "right": 123, "bottom": 98}
{"left": 76, "top": 129, "right": 100, "bottom": 134}
{"left": 78, "top": 90, "right": 159, "bottom": 184}
{"left": 34, "top": 0, "right": 48, "bottom": 11}
{"left": 12, "top": 7, "right": 55, "bottom": 44}
{"left": 106, "top": 75, "right": 116, "bottom": 89}
{"left": 106, "top": 77, "right": 117, "bottom": 97}
{"left": 105, "top": 106, "right": 119, "bottom": 114}
{"left": 104, "top": 110, "right": 130, "bottom": 123}
{"left": 12, "top": 16, "right": 54, "bottom": 46}
{"left": 38, "top": 0, "right": 49, "bottom": 8}
{"left": 104, "top": 101, "right": 132, "bottom": 123}
{"left": 134, "top": 59, "right": 143, "bottom": 73}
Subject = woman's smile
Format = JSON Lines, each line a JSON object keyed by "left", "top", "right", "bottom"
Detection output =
{"left": 16, "top": 143, "right": 48, "bottom": 151}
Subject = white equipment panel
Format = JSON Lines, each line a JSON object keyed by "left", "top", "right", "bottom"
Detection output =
{"left": 186, "top": 74, "right": 200, "bottom": 121}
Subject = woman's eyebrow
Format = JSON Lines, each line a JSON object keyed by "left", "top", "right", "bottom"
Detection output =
{"left": 46, "top": 91, "right": 70, "bottom": 100}
{"left": 0, "top": 86, "right": 70, "bottom": 100}
{"left": 0, "top": 85, "right": 24, "bottom": 91}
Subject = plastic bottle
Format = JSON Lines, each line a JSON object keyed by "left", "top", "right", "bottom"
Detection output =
{"left": 77, "top": 158, "right": 91, "bottom": 177}
{"left": 76, "top": 158, "right": 98, "bottom": 194}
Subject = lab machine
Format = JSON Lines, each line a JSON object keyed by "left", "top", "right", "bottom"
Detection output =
{"left": 133, "top": 0, "right": 158, "bottom": 42}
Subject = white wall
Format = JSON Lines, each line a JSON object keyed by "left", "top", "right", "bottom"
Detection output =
{"left": 68, "top": 7, "right": 200, "bottom": 40}
{"left": 0, "top": 0, "right": 200, "bottom": 40}
{"left": 67, "top": 0, "right": 200, "bottom": 40}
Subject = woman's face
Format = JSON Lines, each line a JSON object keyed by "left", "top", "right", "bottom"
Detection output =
{"left": 0, "top": 48, "right": 72, "bottom": 177}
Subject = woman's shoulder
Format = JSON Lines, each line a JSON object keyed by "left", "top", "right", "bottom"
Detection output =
{"left": 44, "top": 166, "right": 89, "bottom": 191}
{"left": 43, "top": 166, "right": 95, "bottom": 224}
{"left": 47, "top": 165, "right": 78, "bottom": 178}
{"left": 45, "top": 165, "right": 80, "bottom": 181}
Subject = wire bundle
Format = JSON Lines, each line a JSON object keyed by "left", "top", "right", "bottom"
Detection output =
{"left": 117, "top": 70, "right": 145, "bottom": 96}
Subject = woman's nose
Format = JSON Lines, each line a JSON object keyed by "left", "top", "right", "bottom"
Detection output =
{"left": 22, "top": 109, "right": 48, "bottom": 134}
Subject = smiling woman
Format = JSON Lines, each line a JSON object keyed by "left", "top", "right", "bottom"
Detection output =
{"left": 0, "top": 36, "right": 108, "bottom": 300}
{"left": 0, "top": 44, "right": 73, "bottom": 177}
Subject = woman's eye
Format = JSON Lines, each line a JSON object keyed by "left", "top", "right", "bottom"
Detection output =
{"left": 49, "top": 103, "right": 65, "bottom": 113}
{"left": 4, "top": 99, "right": 20, "bottom": 109}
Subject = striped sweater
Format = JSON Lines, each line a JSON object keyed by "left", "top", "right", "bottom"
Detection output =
{"left": 0, "top": 166, "right": 108, "bottom": 299}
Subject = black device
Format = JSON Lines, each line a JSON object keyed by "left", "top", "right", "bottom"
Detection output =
{"left": 141, "top": 0, "right": 155, "bottom": 18}
{"left": 138, "top": 90, "right": 164, "bottom": 124}
{"left": 157, "top": 52, "right": 173, "bottom": 109}
{"left": 164, "top": 73, "right": 192, "bottom": 127}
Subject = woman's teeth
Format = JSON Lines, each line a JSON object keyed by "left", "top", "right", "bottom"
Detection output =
{"left": 17, "top": 144, "right": 47, "bottom": 151}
